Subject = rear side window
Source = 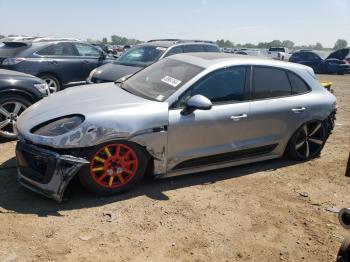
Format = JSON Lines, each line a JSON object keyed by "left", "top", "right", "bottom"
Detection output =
{"left": 204, "top": 45, "right": 220, "bottom": 52}
{"left": 183, "top": 45, "right": 204, "bottom": 53}
{"left": 74, "top": 43, "right": 101, "bottom": 57}
{"left": 269, "top": 47, "right": 285, "bottom": 52}
{"left": 37, "top": 43, "right": 77, "bottom": 56}
{"left": 252, "top": 67, "right": 291, "bottom": 99}
{"left": 164, "top": 46, "right": 183, "bottom": 57}
{"left": 290, "top": 53, "right": 301, "bottom": 60}
{"left": 288, "top": 72, "right": 310, "bottom": 94}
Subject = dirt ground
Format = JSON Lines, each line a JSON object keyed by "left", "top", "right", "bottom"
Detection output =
{"left": 0, "top": 74, "right": 349, "bottom": 262}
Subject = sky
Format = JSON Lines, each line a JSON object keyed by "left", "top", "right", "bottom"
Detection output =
{"left": 0, "top": 0, "right": 349, "bottom": 48}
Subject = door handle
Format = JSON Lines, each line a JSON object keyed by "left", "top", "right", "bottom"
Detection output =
{"left": 230, "top": 114, "right": 247, "bottom": 121}
{"left": 50, "top": 60, "right": 58, "bottom": 65}
{"left": 82, "top": 60, "right": 89, "bottom": 64}
{"left": 291, "top": 107, "right": 306, "bottom": 113}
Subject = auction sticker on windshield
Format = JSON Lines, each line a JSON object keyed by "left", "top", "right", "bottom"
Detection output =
{"left": 161, "top": 76, "right": 182, "bottom": 87}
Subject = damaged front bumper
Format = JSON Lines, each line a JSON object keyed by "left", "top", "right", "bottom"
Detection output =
{"left": 16, "top": 140, "right": 89, "bottom": 202}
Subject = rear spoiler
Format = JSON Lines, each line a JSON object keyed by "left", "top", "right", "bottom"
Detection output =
{"left": 2, "top": 41, "right": 32, "bottom": 47}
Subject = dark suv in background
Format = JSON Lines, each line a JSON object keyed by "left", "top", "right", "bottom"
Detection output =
{"left": 0, "top": 69, "right": 48, "bottom": 139}
{"left": 87, "top": 39, "right": 220, "bottom": 83}
{"left": 0, "top": 38, "right": 114, "bottom": 92}
{"left": 289, "top": 50, "right": 349, "bottom": 75}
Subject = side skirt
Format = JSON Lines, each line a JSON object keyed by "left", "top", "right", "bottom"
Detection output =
{"left": 172, "top": 144, "right": 277, "bottom": 170}
{"left": 158, "top": 144, "right": 279, "bottom": 179}
{"left": 162, "top": 154, "right": 281, "bottom": 179}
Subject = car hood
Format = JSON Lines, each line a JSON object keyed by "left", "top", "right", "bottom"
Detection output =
{"left": 0, "top": 69, "right": 38, "bottom": 79}
{"left": 17, "top": 83, "right": 169, "bottom": 148}
{"left": 93, "top": 63, "right": 143, "bottom": 82}
{"left": 326, "top": 49, "right": 349, "bottom": 60}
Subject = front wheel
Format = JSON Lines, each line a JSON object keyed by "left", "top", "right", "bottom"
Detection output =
{"left": 286, "top": 120, "right": 327, "bottom": 161}
{"left": 0, "top": 95, "right": 31, "bottom": 139}
{"left": 79, "top": 141, "right": 148, "bottom": 195}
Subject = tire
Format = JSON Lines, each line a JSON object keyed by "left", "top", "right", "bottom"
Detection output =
{"left": 286, "top": 120, "right": 326, "bottom": 161}
{"left": 78, "top": 140, "right": 148, "bottom": 195}
{"left": 337, "top": 237, "right": 350, "bottom": 262}
{"left": 40, "top": 74, "right": 61, "bottom": 93}
{"left": 0, "top": 95, "right": 31, "bottom": 139}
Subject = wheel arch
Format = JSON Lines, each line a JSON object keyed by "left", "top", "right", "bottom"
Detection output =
{"left": 0, "top": 88, "right": 38, "bottom": 103}
{"left": 87, "top": 131, "right": 167, "bottom": 177}
{"left": 81, "top": 137, "right": 158, "bottom": 177}
{"left": 283, "top": 117, "right": 329, "bottom": 156}
{"left": 36, "top": 72, "right": 63, "bottom": 86}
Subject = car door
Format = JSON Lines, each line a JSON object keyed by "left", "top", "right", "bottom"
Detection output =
{"left": 167, "top": 66, "right": 250, "bottom": 171}
{"left": 36, "top": 42, "right": 81, "bottom": 84}
{"left": 73, "top": 43, "right": 103, "bottom": 79}
{"left": 246, "top": 66, "right": 310, "bottom": 153}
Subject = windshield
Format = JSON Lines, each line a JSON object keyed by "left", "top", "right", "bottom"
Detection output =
{"left": 120, "top": 58, "right": 203, "bottom": 101}
{"left": 114, "top": 45, "right": 167, "bottom": 67}
{"left": 269, "top": 47, "right": 285, "bottom": 52}
{"left": 315, "top": 50, "right": 331, "bottom": 60}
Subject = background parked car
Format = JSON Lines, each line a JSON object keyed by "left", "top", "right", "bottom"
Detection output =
{"left": 0, "top": 69, "right": 48, "bottom": 139}
{"left": 91, "top": 43, "right": 109, "bottom": 53}
{"left": 267, "top": 47, "right": 291, "bottom": 61}
{"left": 0, "top": 39, "right": 115, "bottom": 93}
{"left": 289, "top": 51, "right": 349, "bottom": 75}
{"left": 327, "top": 48, "right": 350, "bottom": 67}
{"left": 87, "top": 39, "right": 220, "bottom": 83}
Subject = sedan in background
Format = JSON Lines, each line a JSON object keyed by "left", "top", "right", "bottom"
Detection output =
{"left": 289, "top": 51, "right": 349, "bottom": 74}
{"left": 0, "top": 38, "right": 114, "bottom": 92}
{"left": 87, "top": 39, "right": 220, "bottom": 83}
{"left": 0, "top": 69, "right": 48, "bottom": 139}
{"left": 15, "top": 53, "right": 336, "bottom": 201}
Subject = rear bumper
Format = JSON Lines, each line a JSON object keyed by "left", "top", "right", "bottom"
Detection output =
{"left": 16, "top": 140, "right": 89, "bottom": 202}
{"left": 325, "top": 109, "right": 337, "bottom": 139}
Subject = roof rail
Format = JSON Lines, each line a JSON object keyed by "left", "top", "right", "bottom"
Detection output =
{"left": 176, "top": 39, "right": 216, "bottom": 44}
{"left": 147, "top": 39, "right": 216, "bottom": 44}
{"left": 31, "top": 37, "right": 80, "bottom": 42}
{"left": 147, "top": 39, "right": 181, "bottom": 43}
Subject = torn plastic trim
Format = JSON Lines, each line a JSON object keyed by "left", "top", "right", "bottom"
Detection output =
{"left": 16, "top": 141, "right": 89, "bottom": 203}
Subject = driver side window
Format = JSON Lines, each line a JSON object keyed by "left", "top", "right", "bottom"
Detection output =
{"left": 177, "top": 66, "right": 247, "bottom": 107}
{"left": 74, "top": 43, "right": 101, "bottom": 57}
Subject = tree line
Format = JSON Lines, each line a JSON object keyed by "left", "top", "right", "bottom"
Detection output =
{"left": 0, "top": 34, "right": 348, "bottom": 50}
{"left": 216, "top": 39, "right": 348, "bottom": 50}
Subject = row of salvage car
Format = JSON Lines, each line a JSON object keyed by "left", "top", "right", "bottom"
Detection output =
{"left": 0, "top": 38, "right": 339, "bottom": 202}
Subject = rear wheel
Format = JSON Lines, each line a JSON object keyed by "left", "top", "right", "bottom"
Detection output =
{"left": 40, "top": 75, "right": 60, "bottom": 93}
{"left": 79, "top": 141, "right": 148, "bottom": 195}
{"left": 286, "top": 120, "right": 326, "bottom": 161}
{"left": 0, "top": 95, "right": 30, "bottom": 139}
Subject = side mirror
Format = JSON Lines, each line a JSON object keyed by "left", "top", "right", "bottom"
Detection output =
{"left": 181, "top": 95, "right": 212, "bottom": 115}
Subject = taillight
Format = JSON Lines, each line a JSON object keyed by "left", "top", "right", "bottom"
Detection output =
{"left": 2, "top": 57, "right": 26, "bottom": 65}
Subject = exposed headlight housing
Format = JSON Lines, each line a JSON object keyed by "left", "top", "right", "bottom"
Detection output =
{"left": 31, "top": 115, "right": 85, "bottom": 137}
{"left": 34, "top": 83, "right": 49, "bottom": 95}
{"left": 2, "top": 57, "right": 26, "bottom": 65}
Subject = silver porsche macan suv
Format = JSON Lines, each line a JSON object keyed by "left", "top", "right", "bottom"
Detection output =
{"left": 15, "top": 53, "right": 337, "bottom": 202}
